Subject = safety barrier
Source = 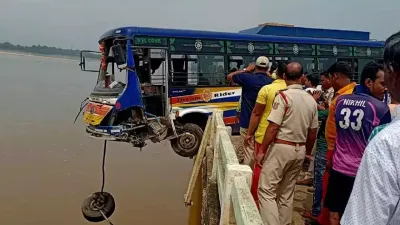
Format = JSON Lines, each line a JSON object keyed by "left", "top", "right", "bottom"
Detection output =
{"left": 185, "top": 110, "right": 263, "bottom": 225}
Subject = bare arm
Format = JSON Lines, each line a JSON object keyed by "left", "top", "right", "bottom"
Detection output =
{"left": 226, "top": 70, "right": 244, "bottom": 82}
{"left": 247, "top": 103, "right": 266, "bottom": 137}
{"left": 260, "top": 122, "right": 280, "bottom": 153}
{"left": 306, "top": 103, "right": 319, "bottom": 155}
{"left": 227, "top": 63, "right": 255, "bottom": 82}
{"left": 305, "top": 128, "right": 317, "bottom": 156}
{"left": 259, "top": 94, "right": 285, "bottom": 153}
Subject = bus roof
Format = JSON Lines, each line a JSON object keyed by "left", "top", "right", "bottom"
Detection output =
{"left": 239, "top": 25, "right": 371, "bottom": 41}
{"left": 99, "top": 26, "right": 384, "bottom": 48}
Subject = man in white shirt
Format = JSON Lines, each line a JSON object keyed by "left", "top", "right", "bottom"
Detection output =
{"left": 341, "top": 31, "right": 400, "bottom": 225}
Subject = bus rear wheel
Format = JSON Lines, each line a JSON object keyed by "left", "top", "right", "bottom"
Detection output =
{"left": 171, "top": 123, "right": 203, "bottom": 158}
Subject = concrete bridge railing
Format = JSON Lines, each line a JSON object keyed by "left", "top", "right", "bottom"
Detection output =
{"left": 184, "top": 110, "right": 263, "bottom": 225}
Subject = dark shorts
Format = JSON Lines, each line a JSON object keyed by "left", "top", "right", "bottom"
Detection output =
{"left": 324, "top": 169, "right": 355, "bottom": 216}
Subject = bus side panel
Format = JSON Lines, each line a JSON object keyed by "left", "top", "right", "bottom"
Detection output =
{"left": 170, "top": 87, "right": 241, "bottom": 133}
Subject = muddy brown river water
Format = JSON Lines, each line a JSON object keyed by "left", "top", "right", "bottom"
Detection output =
{"left": 0, "top": 53, "right": 192, "bottom": 225}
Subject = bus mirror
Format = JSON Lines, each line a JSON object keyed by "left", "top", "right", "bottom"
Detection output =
{"left": 79, "top": 50, "right": 101, "bottom": 72}
{"left": 80, "top": 56, "right": 86, "bottom": 70}
{"left": 112, "top": 44, "right": 126, "bottom": 66}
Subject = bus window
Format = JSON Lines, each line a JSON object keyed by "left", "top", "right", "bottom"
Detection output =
{"left": 274, "top": 57, "right": 289, "bottom": 61}
{"left": 132, "top": 48, "right": 167, "bottom": 85}
{"left": 229, "top": 56, "right": 257, "bottom": 71}
{"left": 317, "top": 58, "right": 336, "bottom": 73}
{"left": 170, "top": 54, "right": 188, "bottom": 86}
{"left": 355, "top": 59, "right": 383, "bottom": 83}
{"left": 187, "top": 60, "right": 199, "bottom": 85}
{"left": 151, "top": 49, "right": 166, "bottom": 85}
{"left": 353, "top": 59, "right": 359, "bottom": 82}
{"left": 228, "top": 56, "right": 272, "bottom": 71}
{"left": 109, "top": 64, "right": 126, "bottom": 84}
{"left": 133, "top": 48, "right": 152, "bottom": 84}
{"left": 189, "top": 55, "right": 225, "bottom": 86}
{"left": 103, "top": 47, "right": 127, "bottom": 84}
{"left": 170, "top": 54, "right": 225, "bottom": 86}
{"left": 291, "top": 57, "right": 315, "bottom": 74}
{"left": 273, "top": 57, "right": 290, "bottom": 68}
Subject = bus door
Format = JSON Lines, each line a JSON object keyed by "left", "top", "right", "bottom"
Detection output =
{"left": 132, "top": 46, "right": 169, "bottom": 116}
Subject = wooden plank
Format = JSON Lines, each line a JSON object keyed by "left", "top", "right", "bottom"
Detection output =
{"left": 184, "top": 115, "right": 212, "bottom": 206}
{"left": 187, "top": 168, "right": 203, "bottom": 225}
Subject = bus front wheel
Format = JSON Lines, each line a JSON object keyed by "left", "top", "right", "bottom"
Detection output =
{"left": 170, "top": 123, "right": 203, "bottom": 158}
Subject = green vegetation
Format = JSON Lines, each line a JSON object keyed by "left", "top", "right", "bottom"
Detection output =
{"left": 0, "top": 42, "right": 99, "bottom": 59}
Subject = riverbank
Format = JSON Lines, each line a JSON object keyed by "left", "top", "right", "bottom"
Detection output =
{"left": 0, "top": 50, "right": 80, "bottom": 61}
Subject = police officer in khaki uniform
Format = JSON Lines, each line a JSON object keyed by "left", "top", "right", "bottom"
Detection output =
{"left": 255, "top": 62, "right": 318, "bottom": 225}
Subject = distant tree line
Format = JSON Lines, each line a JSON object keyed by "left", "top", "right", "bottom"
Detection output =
{"left": 0, "top": 42, "right": 100, "bottom": 59}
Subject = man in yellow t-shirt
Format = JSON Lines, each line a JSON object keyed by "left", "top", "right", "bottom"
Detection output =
{"left": 246, "top": 61, "right": 288, "bottom": 164}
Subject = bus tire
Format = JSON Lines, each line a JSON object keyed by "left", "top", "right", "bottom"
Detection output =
{"left": 170, "top": 123, "right": 203, "bottom": 158}
{"left": 81, "top": 192, "right": 115, "bottom": 222}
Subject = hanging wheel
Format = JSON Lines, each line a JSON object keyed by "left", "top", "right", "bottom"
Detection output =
{"left": 170, "top": 123, "right": 203, "bottom": 158}
{"left": 81, "top": 192, "right": 116, "bottom": 222}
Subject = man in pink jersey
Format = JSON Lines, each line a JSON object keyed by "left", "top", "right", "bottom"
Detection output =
{"left": 324, "top": 61, "right": 391, "bottom": 225}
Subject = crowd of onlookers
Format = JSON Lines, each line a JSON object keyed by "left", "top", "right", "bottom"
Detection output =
{"left": 226, "top": 30, "right": 400, "bottom": 225}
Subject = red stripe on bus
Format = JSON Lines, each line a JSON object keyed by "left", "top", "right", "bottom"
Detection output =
{"left": 170, "top": 94, "right": 203, "bottom": 104}
{"left": 224, "top": 116, "right": 237, "bottom": 125}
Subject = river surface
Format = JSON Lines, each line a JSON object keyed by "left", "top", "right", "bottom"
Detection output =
{"left": 0, "top": 53, "right": 192, "bottom": 225}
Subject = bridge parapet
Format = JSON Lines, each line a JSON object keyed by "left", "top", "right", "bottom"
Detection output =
{"left": 185, "top": 110, "right": 263, "bottom": 225}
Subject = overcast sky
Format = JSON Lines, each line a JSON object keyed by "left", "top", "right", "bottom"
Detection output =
{"left": 1, "top": 0, "right": 399, "bottom": 50}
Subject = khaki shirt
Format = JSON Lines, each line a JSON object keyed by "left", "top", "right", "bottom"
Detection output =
{"left": 267, "top": 84, "right": 318, "bottom": 143}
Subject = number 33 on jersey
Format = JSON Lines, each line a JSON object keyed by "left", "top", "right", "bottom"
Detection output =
{"left": 339, "top": 107, "right": 364, "bottom": 131}
{"left": 332, "top": 90, "right": 391, "bottom": 178}
{"left": 335, "top": 93, "right": 391, "bottom": 145}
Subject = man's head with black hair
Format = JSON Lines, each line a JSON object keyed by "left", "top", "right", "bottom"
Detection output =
{"left": 327, "top": 61, "right": 352, "bottom": 91}
{"left": 276, "top": 61, "right": 289, "bottom": 78}
{"left": 304, "top": 74, "right": 320, "bottom": 88}
{"left": 301, "top": 71, "right": 309, "bottom": 85}
{"left": 360, "top": 61, "right": 386, "bottom": 100}
{"left": 270, "top": 62, "right": 278, "bottom": 73}
{"left": 320, "top": 71, "right": 332, "bottom": 91}
{"left": 284, "top": 62, "right": 303, "bottom": 83}
{"left": 384, "top": 31, "right": 400, "bottom": 103}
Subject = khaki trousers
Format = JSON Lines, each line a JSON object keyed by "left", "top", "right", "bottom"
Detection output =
{"left": 258, "top": 143, "right": 305, "bottom": 225}
{"left": 240, "top": 128, "right": 255, "bottom": 169}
